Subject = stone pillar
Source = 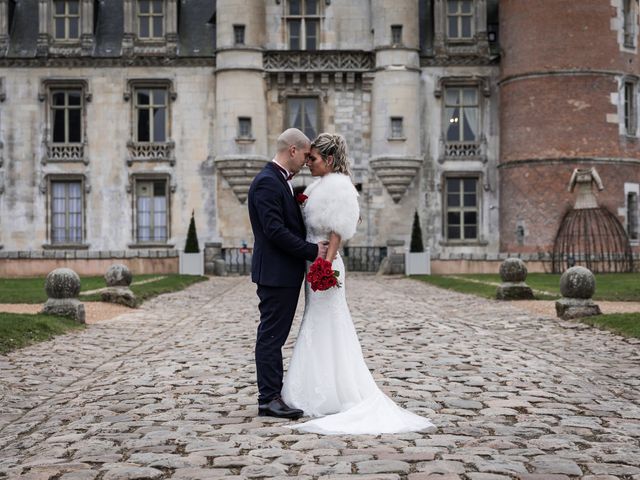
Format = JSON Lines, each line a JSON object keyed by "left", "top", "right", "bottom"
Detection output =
{"left": 0, "top": 0, "right": 8, "bottom": 56}
{"left": 80, "top": 0, "right": 95, "bottom": 55}
{"left": 36, "top": 0, "right": 50, "bottom": 57}
{"left": 122, "top": 0, "right": 135, "bottom": 56}
{"left": 385, "top": 239, "right": 406, "bottom": 275}
{"left": 166, "top": 0, "right": 178, "bottom": 55}
{"left": 101, "top": 264, "right": 137, "bottom": 308}
{"left": 495, "top": 258, "right": 534, "bottom": 300}
{"left": 555, "top": 266, "right": 602, "bottom": 319}
{"left": 370, "top": 0, "right": 422, "bottom": 204}
{"left": 204, "top": 242, "right": 222, "bottom": 275}
{"left": 41, "top": 268, "right": 85, "bottom": 323}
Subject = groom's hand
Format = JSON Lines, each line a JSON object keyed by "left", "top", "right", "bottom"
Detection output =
{"left": 317, "top": 242, "right": 329, "bottom": 259}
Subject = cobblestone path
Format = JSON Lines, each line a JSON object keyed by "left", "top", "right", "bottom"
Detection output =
{"left": 1, "top": 275, "right": 639, "bottom": 480}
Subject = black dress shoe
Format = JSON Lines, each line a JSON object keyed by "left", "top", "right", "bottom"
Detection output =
{"left": 258, "top": 397, "right": 303, "bottom": 419}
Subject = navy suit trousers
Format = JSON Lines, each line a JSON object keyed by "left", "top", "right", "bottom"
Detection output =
{"left": 255, "top": 284, "right": 301, "bottom": 404}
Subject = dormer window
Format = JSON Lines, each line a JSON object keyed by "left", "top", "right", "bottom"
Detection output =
{"left": 53, "top": 0, "right": 80, "bottom": 41}
{"left": 285, "top": 0, "right": 321, "bottom": 51}
{"left": 138, "top": 0, "right": 165, "bottom": 40}
{"left": 447, "top": 0, "right": 473, "bottom": 40}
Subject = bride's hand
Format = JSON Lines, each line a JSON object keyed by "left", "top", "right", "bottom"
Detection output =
{"left": 317, "top": 242, "right": 329, "bottom": 259}
{"left": 326, "top": 232, "right": 341, "bottom": 262}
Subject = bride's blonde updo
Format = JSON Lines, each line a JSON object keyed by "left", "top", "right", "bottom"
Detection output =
{"left": 310, "top": 133, "right": 352, "bottom": 177}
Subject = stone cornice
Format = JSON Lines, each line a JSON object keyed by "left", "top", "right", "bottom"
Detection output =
{"left": 0, "top": 56, "right": 215, "bottom": 68}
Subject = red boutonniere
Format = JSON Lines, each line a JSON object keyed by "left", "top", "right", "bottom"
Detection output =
{"left": 296, "top": 193, "right": 308, "bottom": 205}
{"left": 306, "top": 258, "right": 341, "bottom": 291}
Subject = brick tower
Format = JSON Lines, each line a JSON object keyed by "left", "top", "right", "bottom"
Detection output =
{"left": 499, "top": 0, "right": 640, "bottom": 254}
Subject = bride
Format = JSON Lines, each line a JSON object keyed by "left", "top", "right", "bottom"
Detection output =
{"left": 281, "top": 133, "right": 434, "bottom": 435}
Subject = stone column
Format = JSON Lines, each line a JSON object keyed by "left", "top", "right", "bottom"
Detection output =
{"left": 80, "top": 0, "right": 94, "bottom": 56}
{"left": 122, "top": 0, "right": 135, "bottom": 56}
{"left": 0, "top": 0, "right": 8, "bottom": 56}
{"left": 166, "top": 0, "right": 178, "bottom": 55}
{"left": 36, "top": 0, "right": 50, "bottom": 57}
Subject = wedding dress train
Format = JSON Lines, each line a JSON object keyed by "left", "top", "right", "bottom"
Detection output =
{"left": 281, "top": 173, "right": 434, "bottom": 435}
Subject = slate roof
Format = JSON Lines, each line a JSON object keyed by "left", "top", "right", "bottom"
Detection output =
{"left": 5, "top": 0, "right": 217, "bottom": 58}
{"left": 94, "top": 0, "right": 125, "bottom": 57}
{"left": 7, "top": 0, "right": 38, "bottom": 58}
{"left": 178, "top": 0, "right": 216, "bottom": 57}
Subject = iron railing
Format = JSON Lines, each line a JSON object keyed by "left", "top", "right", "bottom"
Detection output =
{"left": 342, "top": 246, "right": 387, "bottom": 272}
{"left": 222, "top": 248, "right": 252, "bottom": 275}
{"left": 220, "top": 246, "right": 388, "bottom": 275}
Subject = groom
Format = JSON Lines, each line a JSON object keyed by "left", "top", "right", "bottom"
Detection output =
{"left": 248, "top": 128, "right": 328, "bottom": 419}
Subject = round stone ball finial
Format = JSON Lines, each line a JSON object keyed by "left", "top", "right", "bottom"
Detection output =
{"left": 104, "top": 264, "right": 133, "bottom": 287}
{"left": 44, "top": 268, "right": 81, "bottom": 299}
{"left": 560, "top": 266, "right": 596, "bottom": 299}
{"left": 499, "top": 258, "right": 528, "bottom": 283}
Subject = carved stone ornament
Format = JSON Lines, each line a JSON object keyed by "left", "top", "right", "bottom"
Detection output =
{"left": 264, "top": 51, "right": 374, "bottom": 73}
{"left": 214, "top": 156, "right": 270, "bottom": 203}
{"left": 369, "top": 156, "right": 423, "bottom": 203}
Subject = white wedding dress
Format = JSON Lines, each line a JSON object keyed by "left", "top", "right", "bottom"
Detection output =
{"left": 281, "top": 174, "right": 434, "bottom": 435}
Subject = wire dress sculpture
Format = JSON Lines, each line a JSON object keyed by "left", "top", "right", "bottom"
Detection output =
{"left": 552, "top": 167, "right": 632, "bottom": 273}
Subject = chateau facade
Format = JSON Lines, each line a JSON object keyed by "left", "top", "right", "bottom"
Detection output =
{"left": 0, "top": 0, "right": 638, "bottom": 275}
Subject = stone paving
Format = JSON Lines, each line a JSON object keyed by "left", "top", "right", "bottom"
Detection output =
{"left": 0, "top": 275, "right": 639, "bottom": 480}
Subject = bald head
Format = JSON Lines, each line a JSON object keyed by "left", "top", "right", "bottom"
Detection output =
{"left": 277, "top": 128, "right": 311, "bottom": 152}
{"left": 275, "top": 128, "right": 311, "bottom": 175}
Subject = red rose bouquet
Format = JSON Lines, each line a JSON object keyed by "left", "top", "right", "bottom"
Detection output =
{"left": 296, "top": 193, "right": 308, "bottom": 205}
{"left": 306, "top": 257, "right": 341, "bottom": 291}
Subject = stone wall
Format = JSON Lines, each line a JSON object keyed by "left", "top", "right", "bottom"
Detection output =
{"left": 0, "top": 250, "right": 178, "bottom": 277}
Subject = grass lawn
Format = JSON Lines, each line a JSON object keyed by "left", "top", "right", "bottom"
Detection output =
{"left": 0, "top": 313, "right": 84, "bottom": 354}
{"left": 414, "top": 273, "right": 640, "bottom": 302}
{"left": 0, "top": 274, "right": 207, "bottom": 305}
{"left": 413, "top": 273, "right": 640, "bottom": 339}
{"left": 581, "top": 313, "right": 640, "bottom": 338}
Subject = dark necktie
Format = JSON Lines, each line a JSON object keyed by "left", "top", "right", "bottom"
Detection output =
{"left": 274, "top": 162, "right": 294, "bottom": 181}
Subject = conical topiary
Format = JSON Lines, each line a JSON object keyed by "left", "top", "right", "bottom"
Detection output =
{"left": 185, "top": 210, "right": 200, "bottom": 253}
{"left": 410, "top": 210, "right": 424, "bottom": 253}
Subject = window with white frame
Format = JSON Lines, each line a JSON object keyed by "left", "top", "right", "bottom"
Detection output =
{"left": 51, "top": 180, "right": 83, "bottom": 244}
{"left": 134, "top": 87, "right": 168, "bottom": 143}
{"left": 624, "top": 80, "right": 637, "bottom": 136}
{"left": 444, "top": 86, "right": 480, "bottom": 156}
{"left": 53, "top": 0, "right": 80, "bottom": 41}
{"left": 623, "top": 0, "right": 636, "bottom": 48}
{"left": 447, "top": 0, "right": 473, "bottom": 40}
{"left": 445, "top": 176, "right": 479, "bottom": 241}
{"left": 285, "top": 0, "right": 320, "bottom": 50}
{"left": 51, "top": 89, "right": 83, "bottom": 144}
{"left": 287, "top": 97, "right": 318, "bottom": 140}
{"left": 138, "top": 0, "right": 164, "bottom": 39}
{"left": 135, "top": 179, "right": 168, "bottom": 243}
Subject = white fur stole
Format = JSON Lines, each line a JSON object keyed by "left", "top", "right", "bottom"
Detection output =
{"left": 303, "top": 173, "right": 360, "bottom": 240}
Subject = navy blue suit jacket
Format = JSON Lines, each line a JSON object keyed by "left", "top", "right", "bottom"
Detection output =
{"left": 248, "top": 162, "right": 318, "bottom": 287}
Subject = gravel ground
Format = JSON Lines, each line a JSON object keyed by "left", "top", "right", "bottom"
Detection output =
{"left": 513, "top": 299, "right": 640, "bottom": 317}
{"left": 0, "top": 302, "right": 132, "bottom": 323}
